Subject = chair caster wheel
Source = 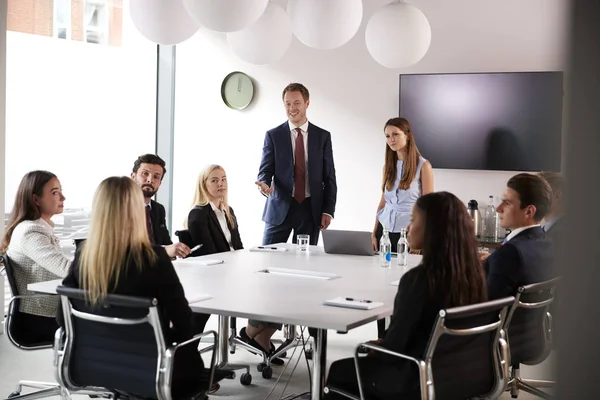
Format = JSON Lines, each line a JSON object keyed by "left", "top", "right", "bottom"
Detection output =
{"left": 257, "top": 362, "right": 266, "bottom": 372}
{"left": 240, "top": 373, "right": 252, "bottom": 385}
{"left": 8, "top": 392, "right": 20, "bottom": 399}
{"left": 262, "top": 366, "right": 273, "bottom": 379}
{"left": 306, "top": 349, "right": 313, "bottom": 360}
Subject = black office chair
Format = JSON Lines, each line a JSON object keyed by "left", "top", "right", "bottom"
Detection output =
{"left": 504, "top": 278, "right": 559, "bottom": 399}
{"left": 1, "top": 254, "right": 64, "bottom": 399}
{"left": 175, "top": 229, "right": 195, "bottom": 249}
{"left": 55, "top": 285, "right": 218, "bottom": 400}
{"left": 325, "top": 297, "right": 515, "bottom": 400}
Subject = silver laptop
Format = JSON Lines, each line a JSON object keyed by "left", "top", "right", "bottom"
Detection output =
{"left": 322, "top": 230, "right": 376, "bottom": 256}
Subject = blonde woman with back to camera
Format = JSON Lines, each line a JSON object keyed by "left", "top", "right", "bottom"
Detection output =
{"left": 59, "top": 176, "right": 224, "bottom": 396}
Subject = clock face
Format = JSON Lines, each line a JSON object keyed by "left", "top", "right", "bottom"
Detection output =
{"left": 221, "top": 71, "right": 254, "bottom": 110}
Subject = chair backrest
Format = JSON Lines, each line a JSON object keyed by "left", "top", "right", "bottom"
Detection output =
{"left": 504, "top": 277, "right": 558, "bottom": 366}
{"left": 56, "top": 286, "right": 166, "bottom": 398}
{"left": 175, "top": 229, "right": 195, "bottom": 248}
{"left": 3, "top": 254, "right": 20, "bottom": 297}
{"left": 3, "top": 255, "right": 56, "bottom": 348}
{"left": 423, "top": 296, "right": 515, "bottom": 400}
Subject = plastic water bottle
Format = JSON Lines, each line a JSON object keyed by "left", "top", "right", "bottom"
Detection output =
{"left": 397, "top": 229, "right": 408, "bottom": 269}
{"left": 483, "top": 195, "right": 499, "bottom": 239}
{"left": 380, "top": 228, "right": 392, "bottom": 268}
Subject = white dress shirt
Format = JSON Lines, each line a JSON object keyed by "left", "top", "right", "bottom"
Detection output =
{"left": 503, "top": 224, "right": 540, "bottom": 243}
{"left": 288, "top": 120, "right": 310, "bottom": 197}
{"left": 210, "top": 202, "right": 234, "bottom": 251}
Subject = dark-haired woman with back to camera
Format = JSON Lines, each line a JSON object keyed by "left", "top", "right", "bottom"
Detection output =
{"left": 372, "top": 118, "right": 434, "bottom": 338}
{"left": 325, "top": 192, "right": 487, "bottom": 400}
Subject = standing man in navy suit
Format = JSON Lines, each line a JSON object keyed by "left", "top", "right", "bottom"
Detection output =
{"left": 255, "top": 83, "right": 337, "bottom": 246}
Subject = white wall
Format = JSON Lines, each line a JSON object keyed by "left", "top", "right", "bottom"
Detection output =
{"left": 172, "top": 0, "right": 568, "bottom": 246}
{"left": 4, "top": 3, "right": 157, "bottom": 210}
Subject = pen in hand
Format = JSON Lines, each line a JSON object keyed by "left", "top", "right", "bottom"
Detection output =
{"left": 190, "top": 244, "right": 203, "bottom": 253}
{"left": 346, "top": 297, "right": 372, "bottom": 303}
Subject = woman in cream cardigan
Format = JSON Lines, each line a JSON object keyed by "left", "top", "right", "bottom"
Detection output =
{"left": 1, "top": 170, "right": 71, "bottom": 342}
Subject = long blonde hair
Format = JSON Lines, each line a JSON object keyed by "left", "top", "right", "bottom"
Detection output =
{"left": 187, "top": 165, "right": 236, "bottom": 228}
{"left": 382, "top": 118, "right": 422, "bottom": 191}
{"left": 79, "top": 176, "right": 157, "bottom": 304}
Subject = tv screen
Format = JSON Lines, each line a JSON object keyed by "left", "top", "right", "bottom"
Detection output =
{"left": 399, "top": 72, "right": 563, "bottom": 171}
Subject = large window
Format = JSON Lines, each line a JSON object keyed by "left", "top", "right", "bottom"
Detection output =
{"left": 5, "top": 0, "right": 157, "bottom": 211}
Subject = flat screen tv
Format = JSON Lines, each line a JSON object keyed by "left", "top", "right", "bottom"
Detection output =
{"left": 399, "top": 72, "right": 563, "bottom": 171}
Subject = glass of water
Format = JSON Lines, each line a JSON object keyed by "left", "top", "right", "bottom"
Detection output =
{"left": 297, "top": 234, "right": 310, "bottom": 252}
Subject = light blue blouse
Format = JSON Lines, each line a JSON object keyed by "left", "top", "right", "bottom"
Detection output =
{"left": 377, "top": 157, "right": 426, "bottom": 233}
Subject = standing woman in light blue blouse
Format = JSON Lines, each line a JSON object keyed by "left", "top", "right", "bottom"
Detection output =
{"left": 371, "top": 118, "right": 434, "bottom": 252}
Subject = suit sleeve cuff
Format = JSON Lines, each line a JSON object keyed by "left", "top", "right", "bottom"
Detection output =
{"left": 322, "top": 213, "right": 333, "bottom": 219}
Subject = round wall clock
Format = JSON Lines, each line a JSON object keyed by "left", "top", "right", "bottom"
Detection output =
{"left": 221, "top": 71, "right": 255, "bottom": 110}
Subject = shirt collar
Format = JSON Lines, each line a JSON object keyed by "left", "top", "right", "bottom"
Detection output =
{"left": 288, "top": 120, "right": 309, "bottom": 134}
{"left": 504, "top": 224, "right": 540, "bottom": 243}
{"left": 210, "top": 201, "right": 225, "bottom": 212}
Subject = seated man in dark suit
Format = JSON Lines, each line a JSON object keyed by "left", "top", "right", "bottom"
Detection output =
{"left": 537, "top": 171, "right": 564, "bottom": 243}
{"left": 484, "top": 173, "right": 554, "bottom": 299}
{"left": 131, "top": 154, "right": 191, "bottom": 259}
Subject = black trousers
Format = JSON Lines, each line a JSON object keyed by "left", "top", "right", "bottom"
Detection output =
{"left": 375, "top": 221, "right": 402, "bottom": 253}
{"left": 263, "top": 197, "right": 320, "bottom": 246}
{"left": 375, "top": 222, "right": 400, "bottom": 338}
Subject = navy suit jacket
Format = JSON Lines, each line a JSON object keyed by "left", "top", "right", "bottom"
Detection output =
{"left": 484, "top": 226, "right": 554, "bottom": 300}
{"left": 257, "top": 121, "right": 337, "bottom": 226}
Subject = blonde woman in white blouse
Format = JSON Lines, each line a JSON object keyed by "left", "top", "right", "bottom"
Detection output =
{"left": 1, "top": 170, "right": 71, "bottom": 342}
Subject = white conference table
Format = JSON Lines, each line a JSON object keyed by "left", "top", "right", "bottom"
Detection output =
{"left": 29, "top": 244, "right": 422, "bottom": 400}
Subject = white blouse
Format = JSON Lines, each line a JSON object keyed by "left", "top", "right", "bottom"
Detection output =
{"left": 210, "top": 202, "right": 234, "bottom": 251}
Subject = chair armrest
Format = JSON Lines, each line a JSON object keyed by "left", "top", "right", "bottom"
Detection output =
{"left": 53, "top": 327, "right": 65, "bottom": 367}
{"left": 355, "top": 343, "right": 420, "bottom": 365}
{"left": 171, "top": 329, "right": 217, "bottom": 351}
{"left": 7, "top": 294, "right": 59, "bottom": 313}
{"left": 499, "top": 336, "right": 510, "bottom": 391}
{"left": 352, "top": 343, "right": 424, "bottom": 400}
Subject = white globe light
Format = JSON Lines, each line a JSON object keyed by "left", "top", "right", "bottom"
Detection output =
{"left": 365, "top": 2, "right": 432, "bottom": 69}
{"left": 287, "top": 0, "right": 363, "bottom": 50}
{"left": 183, "top": 0, "right": 269, "bottom": 33}
{"left": 129, "top": 0, "right": 199, "bottom": 45}
{"left": 227, "top": 3, "right": 292, "bottom": 65}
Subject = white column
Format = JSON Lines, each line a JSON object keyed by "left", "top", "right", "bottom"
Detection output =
{"left": 154, "top": 44, "right": 176, "bottom": 234}
{"left": 0, "top": 0, "right": 7, "bottom": 334}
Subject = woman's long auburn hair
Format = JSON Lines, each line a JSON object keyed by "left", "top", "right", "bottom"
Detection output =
{"left": 1, "top": 170, "right": 57, "bottom": 253}
{"left": 186, "top": 165, "right": 236, "bottom": 228}
{"left": 79, "top": 176, "right": 156, "bottom": 305}
{"left": 415, "top": 191, "right": 487, "bottom": 307}
{"left": 382, "top": 118, "right": 422, "bottom": 192}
